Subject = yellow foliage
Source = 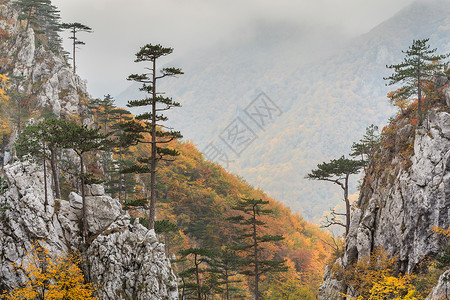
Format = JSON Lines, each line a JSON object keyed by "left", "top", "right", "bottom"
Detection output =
{"left": 2, "top": 242, "right": 97, "bottom": 300}
{"left": 369, "top": 275, "right": 419, "bottom": 300}
{"left": 387, "top": 88, "right": 410, "bottom": 115}
{"left": 338, "top": 247, "right": 418, "bottom": 299}
{"left": 0, "top": 73, "right": 9, "bottom": 100}
{"left": 431, "top": 226, "right": 450, "bottom": 237}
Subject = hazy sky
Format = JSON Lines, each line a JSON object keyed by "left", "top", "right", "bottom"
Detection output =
{"left": 52, "top": 0, "right": 417, "bottom": 98}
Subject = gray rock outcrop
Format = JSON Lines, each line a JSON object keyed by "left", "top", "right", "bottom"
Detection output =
{"left": 0, "top": 2, "right": 89, "bottom": 118}
{"left": 319, "top": 109, "right": 450, "bottom": 299}
{"left": 0, "top": 161, "right": 178, "bottom": 299}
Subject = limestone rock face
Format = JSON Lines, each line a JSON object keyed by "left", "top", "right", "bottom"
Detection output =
{"left": 0, "top": 161, "right": 178, "bottom": 299}
{"left": 0, "top": 2, "right": 89, "bottom": 118}
{"left": 319, "top": 109, "right": 450, "bottom": 299}
{"left": 426, "top": 270, "right": 450, "bottom": 300}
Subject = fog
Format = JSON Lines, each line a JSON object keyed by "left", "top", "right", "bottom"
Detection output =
{"left": 51, "top": 0, "right": 417, "bottom": 98}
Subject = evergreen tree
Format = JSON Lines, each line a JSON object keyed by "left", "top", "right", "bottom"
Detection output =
{"left": 210, "top": 248, "right": 243, "bottom": 300}
{"left": 7, "top": 75, "right": 29, "bottom": 135}
{"left": 58, "top": 121, "right": 109, "bottom": 240}
{"left": 177, "top": 247, "right": 216, "bottom": 300}
{"left": 226, "top": 198, "right": 287, "bottom": 300}
{"left": 99, "top": 94, "right": 115, "bottom": 135}
{"left": 306, "top": 156, "right": 364, "bottom": 236}
{"left": 350, "top": 124, "right": 381, "bottom": 170}
{"left": 60, "top": 22, "right": 92, "bottom": 74}
{"left": 15, "top": 122, "right": 50, "bottom": 209}
{"left": 15, "top": 119, "right": 66, "bottom": 200}
{"left": 154, "top": 219, "right": 178, "bottom": 256}
{"left": 88, "top": 98, "right": 101, "bottom": 128}
{"left": 384, "top": 38, "right": 449, "bottom": 124}
{"left": 122, "top": 43, "right": 183, "bottom": 230}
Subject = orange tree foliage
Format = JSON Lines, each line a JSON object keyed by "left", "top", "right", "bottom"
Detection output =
{"left": 123, "top": 138, "right": 333, "bottom": 296}
{"left": 85, "top": 100, "right": 333, "bottom": 297}
{"left": 2, "top": 242, "right": 97, "bottom": 300}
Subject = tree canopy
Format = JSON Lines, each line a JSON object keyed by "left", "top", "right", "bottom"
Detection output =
{"left": 384, "top": 38, "right": 449, "bottom": 124}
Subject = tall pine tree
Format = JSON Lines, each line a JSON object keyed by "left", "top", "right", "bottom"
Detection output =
{"left": 226, "top": 198, "right": 287, "bottom": 300}
{"left": 122, "top": 43, "right": 183, "bottom": 230}
{"left": 60, "top": 22, "right": 92, "bottom": 74}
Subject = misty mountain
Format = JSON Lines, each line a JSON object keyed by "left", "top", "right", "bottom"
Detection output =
{"left": 116, "top": 0, "right": 450, "bottom": 222}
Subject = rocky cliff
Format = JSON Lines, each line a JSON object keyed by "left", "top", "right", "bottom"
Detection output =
{"left": 0, "top": 161, "right": 178, "bottom": 299}
{"left": 319, "top": 85, "right": 450, "bottom": 299}
{"left": 0, "top": 2, "right": 178, "bottom": 298}
{"left": 0, "top": 2, "right": 89, "bottom": 119}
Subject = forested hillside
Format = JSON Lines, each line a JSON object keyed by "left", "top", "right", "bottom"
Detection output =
{"left": 85, "top": 99, "right": 334, "bottom": 298}
{"left": 0, "top": 0, "right": 333, "bottom": 297}
{"left": 116, "top": 0, "right": 450, "bottom": 222}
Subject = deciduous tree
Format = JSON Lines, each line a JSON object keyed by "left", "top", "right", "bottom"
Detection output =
{"left": 1, "top": 242, "right": 97, "bottom": 299}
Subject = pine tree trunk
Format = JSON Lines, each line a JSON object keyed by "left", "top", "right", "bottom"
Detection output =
{"left": 50, "top": 149, "right": 61, "bottom": 199}
{"left": 72, "top": 29, "right": 76, "bottom": 74}
{"left": 418, "top": 72, "right": 422, "bottom": 125}
{"left": 43, "top": 145, "right": 48, "bottom": 212}
{"left": 195, "top": 254, "right": 201, "bottom": 300}
{"left": 253, "top": 204, "right": 259, "bottom": 300}
{"left": 80, "top": 153, "right": 88, "bottom": 240}
{"left": 344, "top": 174, "right": 350, "bottom": 236}
{"left": 149, "top": 58, "right": 157, "bottom": 230}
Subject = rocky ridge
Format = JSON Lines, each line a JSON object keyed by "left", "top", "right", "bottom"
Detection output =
{"left": 0, "top": 2, "right": 89, "bottom": 118}
{"left": 319, "top": 85, "right": 450, "bottom": 299}
{"left": 0, "top": 2, "right": 178, "bottom": 298}
{"left": 0, "top": 160, "right": 178, "bottom": 299}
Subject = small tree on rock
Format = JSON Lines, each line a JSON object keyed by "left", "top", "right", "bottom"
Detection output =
{"left": 60, "top": 22, "right": 92, "bottom": 74}
{"left": 384, "top": 38, "right": 449, "bottom": 124}
{"left": 58, "top": 121, "right": 109, "bottom": 240}
{"left": 306, "top": 156, "right": 364, "bottom": 236}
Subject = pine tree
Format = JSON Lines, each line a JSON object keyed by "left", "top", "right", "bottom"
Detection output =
{"left": 350, "top": 124, "right": 381, "bottom": 170}
{"left": 15, "top": 122, "right": 51, "bottom": 209}
{"left": 384, "top": 38, "right": 449, "bottom": 124}
{"left": 154, "top": 219, "right": 178, "bottom": 256}
{"left": 210, "top": 248, "right": 243, "bottom": 300}
{"left": 15, "top": 119, "right": 69, "bottom": 200}
{"left": 101, "top": 106, "right": 135, "bottom": 201}
{"left": 226, "top": 198, "right": 287, "bottom": 300}
{"left": 306, "top": 156, "right": 364, "bottom": 236}
{"left": 177, "top": 247, "right": 216, "bottom": 300}
{"left": 122, "top": 43, "right": 183, "bottom": 230}
{"left": 58, "top": 121, "right": 109, "bottom": 240}
{"left": 7, "top": 75, "right": 29, "bottom": 135}
{"left": 60, "top": 22, "right": 92, "bottom": 74}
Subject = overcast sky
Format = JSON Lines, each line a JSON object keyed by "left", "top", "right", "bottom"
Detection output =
{"left": 52, "top": 0, "right": 417, "bottom": 98}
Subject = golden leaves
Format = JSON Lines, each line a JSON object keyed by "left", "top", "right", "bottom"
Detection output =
{"left": 2, "top": 242, "right": 97, "bottom": 300}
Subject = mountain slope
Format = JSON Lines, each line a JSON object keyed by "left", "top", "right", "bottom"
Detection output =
{"left": 117, "top": 0, "right": 450, "bottom": 222}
